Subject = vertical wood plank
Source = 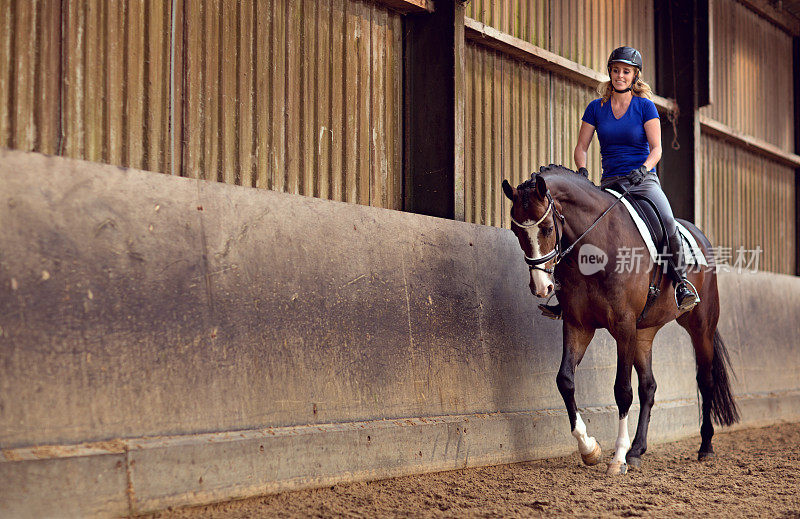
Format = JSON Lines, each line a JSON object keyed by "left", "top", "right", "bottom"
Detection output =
{"left": 253, "top": 0, "right": 270, "bottom": 188}
{"left": 238, "top": 0, "right": 255, "bottom": 186}
{"left": 370, "top": 6, "right": 387, "bottom": 208}
{"left": 316, "top": 0, "right": 332, "bottom": 200}
{"left": 330, "top": 0, "right": 344, "bottom": 202}
{"left": 465, "top": 44, "right": 474, "bottom": 224}
{"left": 357, "top": 1, "right": 371, "bottom": 206}
{"left": 286, "top": 0, "right": 302, "bottom": 194}
{"left": 271, "top": 0, "right": 287, "bottom": 191}
{"left": 11, "top": 0, "right": 34, "bottom": 150}
{"left": 220, "top": 0, "right": 237, "bottom": 184}
{"left": 64, "top": 0, "right": 86, "bottom": 160}
{"left": 126, "top": 0, "right": 145, "bottom": 169}
{"left": 343, "top": 0, "right": 358, "bottom": 204}
{"left": 35, "top": 0, "right": 61, "bottom": 155}
{"left": 106, "top": 0, "right": 124, "bottom": 166}
{"left": 184, "top": 0, "right": 203, "bottom": 179}
{"left": 0, "top": 0, "right": 11, "bottom": 147}
{"left": 302, "top": 0, "right": 316, "bottom": 196}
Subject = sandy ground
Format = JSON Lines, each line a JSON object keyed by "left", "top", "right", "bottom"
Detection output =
{"left": 147, "top": 421, "right": 800, "bottom": 518}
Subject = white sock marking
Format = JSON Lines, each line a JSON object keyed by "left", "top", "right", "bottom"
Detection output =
{"left": 571, "top": 413, "right": 597, "bottom": 455}
{"left": 611, "top": 415, "right": 631, "bottom": 464}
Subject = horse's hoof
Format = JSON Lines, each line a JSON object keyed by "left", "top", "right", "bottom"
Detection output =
{"left": 626, "top": 456, "right": 641, "bottom": 469}
{"left": 581, "top": 441, "right": 602, "bottom": 466}
{"left": 606, "top": 461, "right": 628, "bottom": 475}
{"left": 698, "top": 451, "right": 716, "bottom": 461}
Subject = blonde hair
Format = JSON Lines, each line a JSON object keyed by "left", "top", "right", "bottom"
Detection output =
{"left": 598, "top": 76, "right": 653, "bottom": 105}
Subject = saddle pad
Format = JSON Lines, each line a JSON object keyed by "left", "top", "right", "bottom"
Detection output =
{"left": 605, "top": 189, "right": 708, "bottom": 266}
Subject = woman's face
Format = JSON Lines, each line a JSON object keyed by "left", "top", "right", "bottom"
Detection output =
{"left": 609, "top": 63, "right": 637, "bottom": 90}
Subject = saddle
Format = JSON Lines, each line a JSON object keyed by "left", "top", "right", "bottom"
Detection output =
{"left": 604, "top": 183, "right": 668, "bottom": 257}
{"left": 602, "top": 184, "right": 708, "bottom": 322}
{"left": 603, "top": 184, "right": 708, "bottom": 268}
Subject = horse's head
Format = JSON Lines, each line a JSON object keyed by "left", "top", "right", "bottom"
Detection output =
{"left": 502, "top": 174, "right": 561, "bottom": 298}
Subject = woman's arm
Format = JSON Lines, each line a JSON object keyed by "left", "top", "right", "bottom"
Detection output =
{"left": 642, "top": 118, "right": 662, "bottom": 170}
{"left": 573, "top": 121, "right": 595, "bottom": 169}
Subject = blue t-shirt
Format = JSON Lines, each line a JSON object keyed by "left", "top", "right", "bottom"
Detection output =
{"left": 581, "top": 96, "right": 659, "bottom": 178}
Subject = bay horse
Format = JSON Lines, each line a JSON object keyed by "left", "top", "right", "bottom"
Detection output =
{"left": 502, "top": 165, "right": 739, "bottom": 475}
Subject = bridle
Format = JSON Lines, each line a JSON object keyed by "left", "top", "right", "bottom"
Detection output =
{"left": 510, "top": 183, "right": 634, "bottom": 275}
{"left": 509, "top": 191, "right": 565, "bottom": 275}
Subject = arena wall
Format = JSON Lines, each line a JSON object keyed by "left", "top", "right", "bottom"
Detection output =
{"left": 1, "top": 150, "right": 798, "bottom": 517}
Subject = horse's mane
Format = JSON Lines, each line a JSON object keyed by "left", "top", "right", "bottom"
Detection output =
{"left": 517, "top": 164, "right": 597, "bottom": 194}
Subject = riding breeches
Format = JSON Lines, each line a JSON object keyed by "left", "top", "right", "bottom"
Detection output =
{"left": 600, "top": 172, "right": 678, "bottom": 240}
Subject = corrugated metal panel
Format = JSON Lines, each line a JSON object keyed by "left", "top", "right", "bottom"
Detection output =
{"left": 550, "top": 0, "right": 655, "bottom": 77}
{"left": 0, "top": 0, "right": 62, "bottom": 155}
{"left": 183, "top": 0, "right": 402, "bottom": 209}
{"left": 700, "top": 135, "right": 795, "bottom": 275}
{"left": 0, "top": 1, "right": 175, "bottom": 172}
{"left": 700, "top": 0, "right": 794, "bottom": 152}
{"left": 552, "top": 75, "right": 603, "bottom": 185}
{"left": 1, "top": 0, "right": 402, "bottom": 210}
{"left": 464, "top": 43, "right": 603, "bottom": 227}
{"left": 466, "top": 0, "right": 655, "bottom": 76}
{"left": 465, "top": 0, "right": 549, "bottom": 48}
{"left": 464, "top": 0, "right": 656, "bottom": 227}
{"left": 465, "top": 44, "right": 545, "bottom": 227}
{"left": 63, "top": 0, "right": 173, "bottom": 173}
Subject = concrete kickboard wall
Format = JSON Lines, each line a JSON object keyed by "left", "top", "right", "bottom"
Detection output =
{"left": 1, "top": 150, "right": 798, "bottom": 517}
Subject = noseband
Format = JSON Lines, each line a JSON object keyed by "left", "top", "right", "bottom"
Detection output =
{"left": 510, "top": 191, "right": 565, "bottom": 275}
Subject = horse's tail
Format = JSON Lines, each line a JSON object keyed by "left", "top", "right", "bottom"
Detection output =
{"left": 707, "top": 330, "right": 740, "bottom": 426}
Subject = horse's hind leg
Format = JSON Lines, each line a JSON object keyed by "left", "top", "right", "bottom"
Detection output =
{"left": 685, "top": 323, "right": 717, "bottom": 458}
{"left": 626, "top": 326, "right": 662, "bottom": 469}
{"left": 678, "top": 283, "right": 740, "bottom": 460}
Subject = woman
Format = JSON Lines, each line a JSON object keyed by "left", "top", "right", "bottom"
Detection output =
{"left": 543, "top": 46, "right": 698, "bottom": 319}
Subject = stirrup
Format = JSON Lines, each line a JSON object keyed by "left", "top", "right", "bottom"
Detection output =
{"left": 675, "top": 279, "right": 700, "bottom": 312}
{"left": 538, "top": 292, "right": 562, "bottom": 320}
{"left": 538, "top": 303, "right": 562, "bottom": 320}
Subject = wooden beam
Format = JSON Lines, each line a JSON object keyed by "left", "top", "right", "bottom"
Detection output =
{"left": 376, "top": 0, "right": 433, "bottom": 14}
{"left": 736, "top": 0, "right": 800, "bottom": 36}
{"left": 699, "top": 114, "right": 800, "bottom": 167}
{"left": 464, "top": 17, "right": 677, "bottom": 115}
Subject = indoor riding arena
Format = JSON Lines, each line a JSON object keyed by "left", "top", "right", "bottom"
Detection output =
{"left": 2, "top": 1, "right": 799, "bottom": 518}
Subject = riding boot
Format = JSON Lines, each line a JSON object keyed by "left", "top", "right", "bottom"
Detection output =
{"left": 538, "top": 302, "right": 562, "bottom": 320}
{"left": 667, "top": 230, "right": 700, "bottom": 312}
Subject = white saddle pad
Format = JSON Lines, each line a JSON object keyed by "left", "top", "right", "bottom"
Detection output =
{"left": 605, "top": 189, "right": 707, "bottom": 266}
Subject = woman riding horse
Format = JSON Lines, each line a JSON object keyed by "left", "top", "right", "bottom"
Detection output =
{"left": 541, "top": 46, "right": 699, "bottom": 320}
{"left": 501, "top": 46, "right": 739, "bottom": 476}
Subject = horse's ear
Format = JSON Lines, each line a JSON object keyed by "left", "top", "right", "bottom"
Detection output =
{"left": 501, "top": 179, "right": 515, "bottom": 201}
{"left": 535, "top": 174, "right": 547, "bottom": 198}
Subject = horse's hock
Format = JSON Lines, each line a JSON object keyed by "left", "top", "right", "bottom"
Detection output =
{"left": 1, "top": 149, "right": 799, "bottom": 517}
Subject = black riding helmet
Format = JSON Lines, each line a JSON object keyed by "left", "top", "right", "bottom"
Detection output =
{"left": 607, "top": 46, "right": 642, "bottom": 93}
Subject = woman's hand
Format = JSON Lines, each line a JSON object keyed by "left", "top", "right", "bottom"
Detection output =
{"left": 627, "top": 165, "right": 649, "bottom": 185}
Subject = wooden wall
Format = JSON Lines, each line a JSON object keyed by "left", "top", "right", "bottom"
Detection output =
{"left": 0, "top": 0, "right": 403, "bottom": 210}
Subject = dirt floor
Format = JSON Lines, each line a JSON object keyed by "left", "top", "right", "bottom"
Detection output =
{"left": 147, "top": 421, "right": 800, "bottom": 518}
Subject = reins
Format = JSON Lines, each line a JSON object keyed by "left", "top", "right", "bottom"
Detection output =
{"left": 511, "top": 181, "right": 634, "bottom": 273}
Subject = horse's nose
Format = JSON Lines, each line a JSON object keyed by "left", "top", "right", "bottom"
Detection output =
{"left": 530, "top": 279, "right": 554, "bottom": 298}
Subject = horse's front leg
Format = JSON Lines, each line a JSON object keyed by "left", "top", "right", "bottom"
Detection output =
{"left": 556, "top": 321, "right": 599, "bottom": 465}
{"left": 608, "top": 322, "right": 638, "bottom": 475}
